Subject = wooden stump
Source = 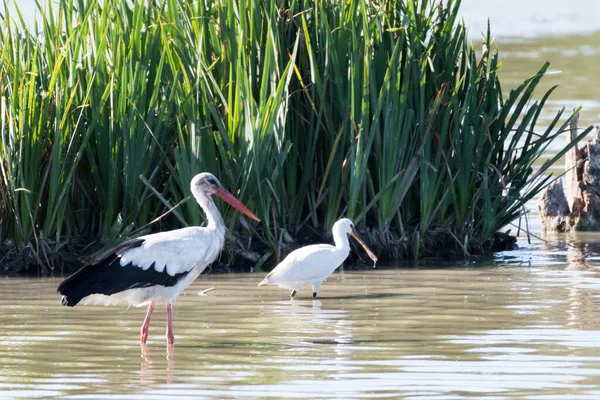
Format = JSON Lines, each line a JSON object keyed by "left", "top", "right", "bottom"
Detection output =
{"left": 538, "top": 115, "right": 600, "bottom": 232}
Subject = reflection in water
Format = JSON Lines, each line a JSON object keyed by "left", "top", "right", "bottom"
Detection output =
{"left": 140, "top": 344, "right": 175, "bottom": 385}
{"left": 500, "top": 233, "right": 600, "bottom": 330}
{"left": 496, "top": 232, "right": 600, "bottom": 268}
{"left": 261, "top": 299, "right": 354, "bottom": 358}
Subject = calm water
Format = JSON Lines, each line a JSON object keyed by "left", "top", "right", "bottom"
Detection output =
{"left": 1, "top": 234, "right": 600, "bottom": 399}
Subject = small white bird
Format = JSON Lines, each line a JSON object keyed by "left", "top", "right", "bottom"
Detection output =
{"left": 258, "top": 218, "right": 378, "bottom": 299}
{"left": 57, "top": 172, "right": 260, "bottom": 345}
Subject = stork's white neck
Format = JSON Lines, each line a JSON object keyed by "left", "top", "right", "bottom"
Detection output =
{"left": 194, "top": 191, "right": 227, "bottom": 237}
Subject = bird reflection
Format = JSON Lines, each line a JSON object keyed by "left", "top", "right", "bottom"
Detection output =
{"left": 261, "top": 299, "right": 354, "bottom": 357}
{"left": 140, "top": 343, "right": 175, "bottom": 385}
{"left": 525, "top": 232, "right": 600, "bottom": 328}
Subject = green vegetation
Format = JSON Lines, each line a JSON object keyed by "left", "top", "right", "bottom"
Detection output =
{"left": 0, "top": 0, "right": 590, "bottom": 272}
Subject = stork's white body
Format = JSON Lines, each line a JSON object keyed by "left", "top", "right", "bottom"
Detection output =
{"left": 83, "top": 226, "right": 225, "bottom": 306}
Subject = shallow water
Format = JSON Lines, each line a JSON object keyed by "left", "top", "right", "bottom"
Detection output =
{"left": 1, "top": 233, "right": 600, "bottom": 399}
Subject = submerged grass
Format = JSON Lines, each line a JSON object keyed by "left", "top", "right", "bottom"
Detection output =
{"left": 0, "top": 0, "right": 592, "bottom": 272}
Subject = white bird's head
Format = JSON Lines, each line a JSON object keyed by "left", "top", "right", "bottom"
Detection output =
{"left": 191, "top": 173, "right": 260, "bottom": 222}
{"left": 191, "top": 172, "right": 223, "bottom": 194}
{"left": 332, "top": 218, "right": 355, "bottom": 235}
{"left": 333, "top": 218, "right": 378, "bottom": 264}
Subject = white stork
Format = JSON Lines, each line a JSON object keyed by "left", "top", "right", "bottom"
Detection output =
{"left": 57, "top": 172, "right": 260, "bottom": 345}
{"left": 258, "top": 218, "right": 378, "bottom": 299}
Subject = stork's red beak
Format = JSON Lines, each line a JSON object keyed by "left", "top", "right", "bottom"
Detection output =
{"left": 349, "top": 228, "right": 378, "bottom": 265}
{"left": 214, "top": 188, "right": 260, "bottom": 222}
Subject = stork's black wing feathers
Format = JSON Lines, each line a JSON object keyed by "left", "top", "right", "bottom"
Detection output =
{"left": 57, "top": 238, "right": 190, "bottom": 307}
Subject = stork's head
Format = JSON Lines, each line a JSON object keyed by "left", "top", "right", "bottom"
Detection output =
{"left": 191, "top": 172, "right": 223, "bottom": 195}
{"left": 333, "top": 218, "right": 378, "bottom": 264}
{"left": 190, "top": 173, "right": 260, "bottom": 222}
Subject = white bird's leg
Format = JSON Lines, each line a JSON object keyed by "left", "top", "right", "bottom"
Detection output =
{"left": 166, "top": 303, "right": 175, "bottom": 345}
{"left": 311, "top": 283, "right": 321, "bottom": 299}
{"left": 290, "top": 290, "right": 297, "bottom": 299}
{"left": 140, "top": 301, "right": 155, "bottom": 344}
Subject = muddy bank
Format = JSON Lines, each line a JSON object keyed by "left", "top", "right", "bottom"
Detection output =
{"left": 0, "top": 230, "right": 517, "bottom": 276}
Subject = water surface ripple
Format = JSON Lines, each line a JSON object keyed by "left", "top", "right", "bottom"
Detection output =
{"left": 1, "top": 253, "right": 600, "bottom": 399}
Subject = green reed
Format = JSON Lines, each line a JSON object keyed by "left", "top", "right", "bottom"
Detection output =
{"left": 0, "top": 0, "right": 590, "bottom": 270}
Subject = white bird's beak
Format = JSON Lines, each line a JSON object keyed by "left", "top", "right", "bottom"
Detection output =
{"left": 349, "top": 228, "right": 378, "bottom": 264}
{"left": 214, "top": 187, "right": 261, "bottom": 222}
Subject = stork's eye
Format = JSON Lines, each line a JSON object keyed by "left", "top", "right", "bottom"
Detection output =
{"left": 207, "top": 178, "right": 218, "bottom": 185}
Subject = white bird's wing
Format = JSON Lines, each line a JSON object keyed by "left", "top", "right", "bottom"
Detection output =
{"left": 260, "top": 244, "right": 347, "bottom": 286}
{"left": 120, "top": 227, "right": 223, "bottom": 276}
{"left": 58, "top": 226, "right": 225, "bottom": 306}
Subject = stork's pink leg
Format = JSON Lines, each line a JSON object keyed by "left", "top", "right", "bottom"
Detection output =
{"left": 140, "top": 301, "right": 155, "bottom": 344}
{"left": 166, "top": 303, "right": 175, "bottom": 345}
